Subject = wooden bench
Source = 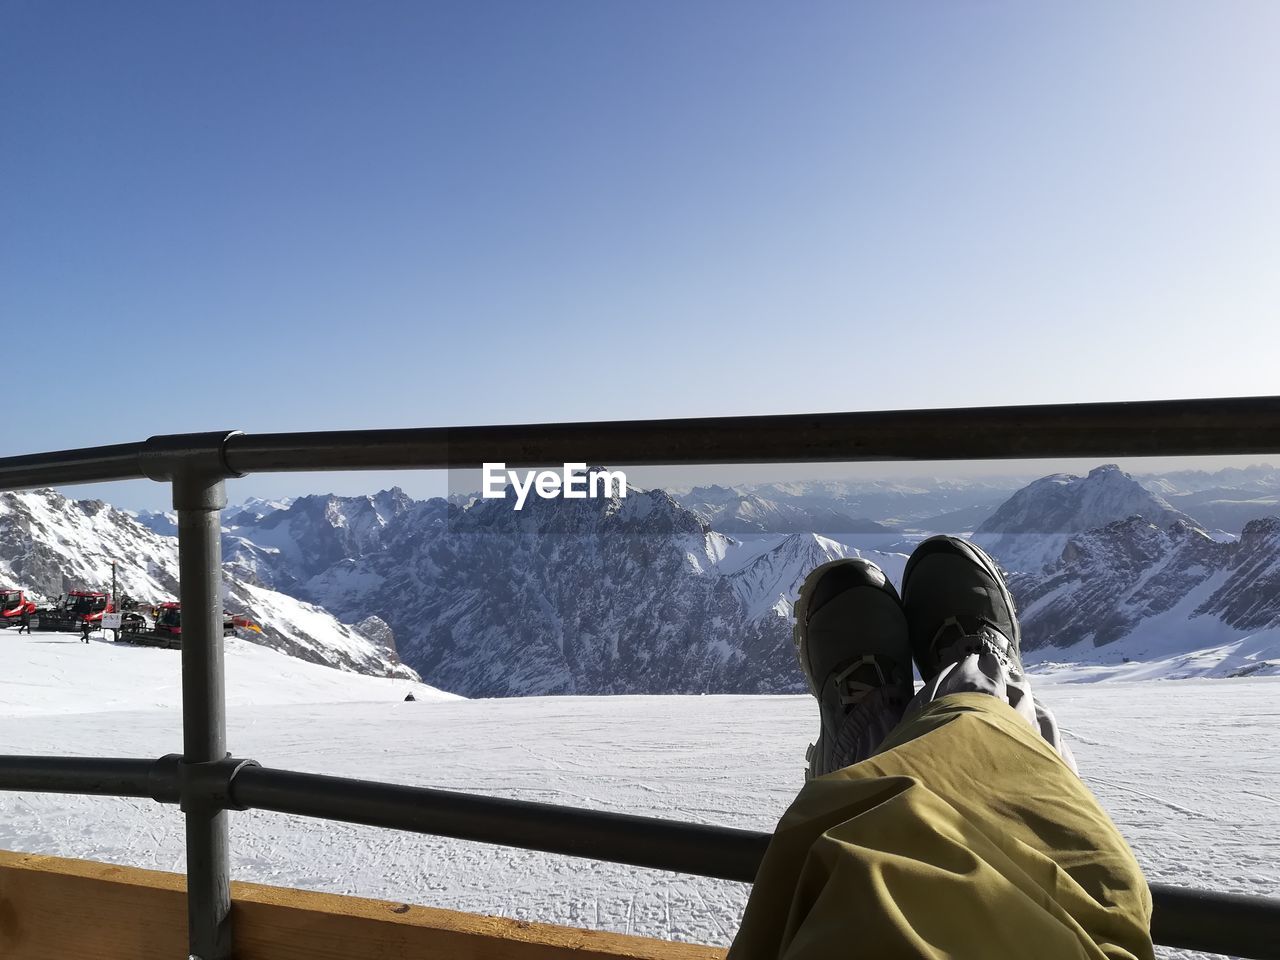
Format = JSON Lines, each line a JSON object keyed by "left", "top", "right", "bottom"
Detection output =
{"left": 0, "top": 849, "right": 727, "bottom": 960}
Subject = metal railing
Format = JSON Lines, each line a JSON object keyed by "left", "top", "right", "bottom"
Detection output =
{"left": 1, "top": 397, "right": 1279, "bottom": 960}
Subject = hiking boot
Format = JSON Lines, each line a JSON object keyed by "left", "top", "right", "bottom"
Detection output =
{"left": 900, "top": 535, "right": 1023, "bottom": 681}
{"left": 793, "top": 558, "right": 912, "bottom": 778}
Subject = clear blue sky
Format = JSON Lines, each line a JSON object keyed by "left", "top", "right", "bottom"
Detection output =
{"left": 2, "top": 1, "right": 1278, "bottom": 509}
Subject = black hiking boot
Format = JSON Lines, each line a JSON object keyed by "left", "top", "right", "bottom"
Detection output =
{"left": 793, "top": 558, "right": 912, "bottom": 779}
{"left": 900, "top": 535, "right": 1024, "bottom": 681}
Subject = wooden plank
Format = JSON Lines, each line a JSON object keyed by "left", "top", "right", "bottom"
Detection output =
{"left": 0, "top": 851, "right": 187, "bottom": 960}
{"left": 0, "top": 849, "right": 728, "bottom": 960}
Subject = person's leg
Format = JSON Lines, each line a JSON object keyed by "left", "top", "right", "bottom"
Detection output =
{"left": 729, "top": 539, "right": 1151, "bottom": 960}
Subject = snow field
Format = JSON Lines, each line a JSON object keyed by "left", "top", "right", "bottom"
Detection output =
{"left": 0, "top": 630, "right": 453, "bottom": 717}
{"left": 1, "top": 632, "right": 1276, "bottom": 959}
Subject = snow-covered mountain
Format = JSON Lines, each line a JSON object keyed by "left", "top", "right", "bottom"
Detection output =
{"left": 136, "top": 496, "right": 295, "bottom": 539}
{"left": 676, "top": 485, "right": 891, "bottom": 535}
{"left": 304, "top": 487, "right": 784, "bottom": 696}
{"left": 224, "top": 496, "right": 295, "bottom": 526}
{"left": 1136, "top": 465, "right": 1280, "bottom": 534}
{"left": 1140, "top": 463, "right": 1280, "bottom": 497}
{"left": 726, "top": 533, "right": 851, "bottom": 620}
{"left": 24, "top": 458, "right": 1280, "bottom": 699}
{"left": 1011, "top": 516, "right": 1280, "bottom": 678}
{"left": 132, "top": 508, "right": 178, "bottom": 537}
{"left": 0, "top": 489, "right": 417, "bottom": 680}
{"left": 294, "top": 479, "right": 910, "bottom": 698}
{"left": 222, "top": 487, "right": 417, "bottom": 590}
{"left": 975, "top": 465, "right": 1198, "bottom": 573}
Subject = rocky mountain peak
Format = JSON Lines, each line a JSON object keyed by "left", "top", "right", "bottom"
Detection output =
{"left": 1087, "top": 463, "right": 1123, "bottom": 479}
{"left": 973, "top": 464, "right": 1202, "bottom": 574}
{"left": 1240, "top": 516, "right": 1280, "bottom": 544}
{"left": 686, "top": 484, "right": 741, "bottom": 506}
{"left": 978, "top": 464, "right": 1192, "bottom": 536}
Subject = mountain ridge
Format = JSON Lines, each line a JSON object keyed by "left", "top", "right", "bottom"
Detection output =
{"left": 0, "top": 489, "right": 418, "bottom": 680}
{"left": 13, "top": 459, "right": 1280, "bottom": 697}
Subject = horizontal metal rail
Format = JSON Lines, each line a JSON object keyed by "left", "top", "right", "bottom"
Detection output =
{"left": 233, "top": 766, "right": 771, "bottom": 881}
{"left": 0, "top": 756, "right": 160, "bottom": 798}
{"left": 1, "top": 755, "right": 1276, "bottom": 959}
{"left": 0, "top": 440, "right": 147, "bottom": 489}
{"left": 5, "top": 396, "right": 1280, "bottom": 491}
{"left": 3, "top": 399, "right": 1280, "bottom": 958}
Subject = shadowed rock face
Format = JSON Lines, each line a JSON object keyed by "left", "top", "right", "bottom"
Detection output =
{"left": 303, "top": 487, "right": 833, "bottom": 698}
{"left": 1196, "top": 517, "right": 1280, "bottom": 629}
{"left": 222, "top": 487, "right": 417, "bottom": 590}
{"left": 1010, "top": 516, "right": 1280, "bottom": 651}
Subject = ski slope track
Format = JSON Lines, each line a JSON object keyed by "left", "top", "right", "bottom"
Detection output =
{"left": 1, "top": 632, "right": 1275, "bottom": 960}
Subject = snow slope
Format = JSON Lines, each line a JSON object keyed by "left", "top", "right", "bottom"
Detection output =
{"left": 0, "top": 630, "right": 454, "bottom": 717}
{"left": 0, "top": 631, "right": 1274, "bottom": 960}
{"left": 1029, "top": 627, "right": 1280, "bottom": 681}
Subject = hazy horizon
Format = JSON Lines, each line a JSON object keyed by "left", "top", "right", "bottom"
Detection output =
{"left": 41, "top": 455, "right": 1280, "bottom": 514}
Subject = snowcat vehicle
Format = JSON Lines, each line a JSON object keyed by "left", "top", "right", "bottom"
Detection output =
{"left": 35, "top": 590, "right": 111, "bottom": 632}
{"left": 31, "top": 590, "right": 146, "bottom": 635}
{"left": 0, "top": 588, "right": 37, "bottom": 627}
{"left": 126, "top": 602, "right": 257, "bottom": 649}
{"left": 85, "top": 598, "right": 147, "bottom": 634}
{"left": 110, "top": 594, "right": 148, "bottom": 636}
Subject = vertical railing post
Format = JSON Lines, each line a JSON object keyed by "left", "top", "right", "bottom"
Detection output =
{"left": 175, "top": 471, "right": 231, "bottom": 960}
{"left": 143, "top": 432, "right": 243, "bottom": 960}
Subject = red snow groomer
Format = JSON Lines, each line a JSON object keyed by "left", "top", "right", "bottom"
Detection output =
{"left": 128, "top": 602, "right": 258, "bottom": 649}
{"left": 0, "top": 588, "right": 37, "bottom": 627}
{"left": 36, "top": 590, "right": 112, "bottom": 632}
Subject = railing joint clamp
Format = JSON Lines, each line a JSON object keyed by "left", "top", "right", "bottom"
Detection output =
{"left": 148, "top": 753, "right": 259, "bottom": 812}
{"left": 139, "top": 430, "right": 245, "bottom": 509}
